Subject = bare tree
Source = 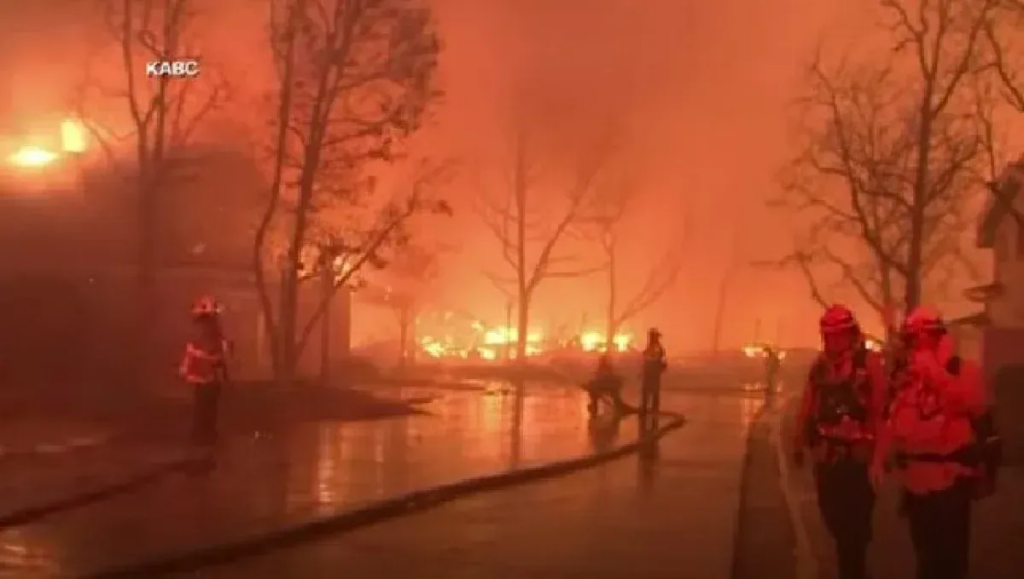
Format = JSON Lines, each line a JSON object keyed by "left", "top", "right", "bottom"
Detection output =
{"left": 77, "top": 0, "right": 227, "bottom": 376}
{"left": 587, "top": 182, "right": 687, "bottom": 349}
{"left": 477, "top": 130, "right": 607, "bottom": 361}
{"left": 774, "top": 0, "right": 1010, "bottom": 323}
{"left": 376, "top": 243, "right": 444, "bottom": 366}
{"left": 254, "top": 0, "right": 446, "bottom": 386}
{"left": 982, "top": 0, "right": 1024, "bottom": 112}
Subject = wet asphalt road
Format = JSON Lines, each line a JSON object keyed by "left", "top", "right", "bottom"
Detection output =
{"left": 168, "top": 389, "right": 761, "bottom": 579}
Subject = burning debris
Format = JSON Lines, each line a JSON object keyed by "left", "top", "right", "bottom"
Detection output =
{"left": 414, "top": 311, "right": 635, "bottom": 361}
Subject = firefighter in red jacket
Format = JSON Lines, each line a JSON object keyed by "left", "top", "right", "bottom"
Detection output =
{"left": 872, "top": 307, "right": 1001, "bottom": 579}
{"left": 179, "top": 296, "right": 230, "bottom": 445}
{"left": 792, "top": 304, "right": 887, "bottom": 579}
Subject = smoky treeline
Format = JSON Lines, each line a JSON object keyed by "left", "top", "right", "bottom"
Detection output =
{"left": 0, "top": 0, "right": 690, "bottom": 386}
{"left": 770, "top": 0, "right": 1024, "bottom": 331}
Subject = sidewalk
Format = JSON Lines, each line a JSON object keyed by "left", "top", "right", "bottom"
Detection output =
{"left": 0, "top": 385, "right": 654, "bottom": 577}
{"left": 162, "top": 390, "right": 754, "bottom": 579}
{"left": 778, "top": 394, "right": 1024, "bottom": 579}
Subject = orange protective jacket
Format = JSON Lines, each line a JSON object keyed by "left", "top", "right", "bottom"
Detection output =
{"left": 879, "top": 353, "right": 990, "bottom": 494}
{"left": 179, "top": 339, "right": 228, "bottom": 384}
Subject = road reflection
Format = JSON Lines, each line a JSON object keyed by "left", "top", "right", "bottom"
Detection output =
{"left": 296, "top": 384, "right": 592, "bottom": 513}
{"left": 0, "top": 382, "right": 764, "bottom": 577}
{"left": 0, "top": 528, "right": 60, "bottom": 578}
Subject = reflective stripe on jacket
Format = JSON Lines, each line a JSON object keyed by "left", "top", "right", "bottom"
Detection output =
{"left": 179, "top": 341, "right": 226, "bottom": 384}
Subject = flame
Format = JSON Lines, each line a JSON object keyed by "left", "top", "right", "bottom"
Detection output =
{"left": 482, "top": 327, "right": 541, "bottom": 345}
{"left": 579, "top": 330, "right": 633, "bottom": 352}
{"left": 743, "top": 344, "right": 786, "bottom": 359}
{"left": 418, "top": 323, "right": 635, "bottom": 360}
{"left": 8, "top": 146, "right": 59, "bottom": 167}
{"left": 418, "top": 323, "right": 546, "bottom": 360}
{"left": 60, "top": 119, "right": 87, "bottom": 153}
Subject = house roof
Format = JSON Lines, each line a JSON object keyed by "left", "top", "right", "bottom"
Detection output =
{"left": 946, "top": 311, "right": 991, "bottom": 328}
{"left": 978, "top": 157, "right": 1024, "bottom": 248}
{"left": 964, "top": 282, "right": 1005, "bottom": 303}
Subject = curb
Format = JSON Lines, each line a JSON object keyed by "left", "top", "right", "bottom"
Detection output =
{"left": 729, "top": 402, "right": 767, "bottom": 578}
{"left": 0, "top": 456, "right": 201, "bottom": 529}
{"left": 771, "top": 394, "right": 817, "bottom": 579}
{"left": 77, "top": 413, "right": 686, "bottom": 579}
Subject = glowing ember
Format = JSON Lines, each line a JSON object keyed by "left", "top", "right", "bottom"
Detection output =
{"left": 8, "top": 146, "right": 59, "bottom": 167}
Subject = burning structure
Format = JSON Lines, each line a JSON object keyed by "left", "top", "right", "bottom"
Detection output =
{"left": 414, "top": 310, "right": 635, "bottom": 362}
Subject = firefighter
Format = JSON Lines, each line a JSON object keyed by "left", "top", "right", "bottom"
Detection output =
{"left": 792, "top": 304, "right": 886, "bottom": 579}
{"left": 871, "top": 307, "right": 1001, "bottom": 579}
{"left": 639, "top": 327, "right": 667, "bottom": 418}
{"left": 584, "top": 355, "right": 630, "bottom": 415}
{"left": 179, "top": 296, "right": 230, "bottom": 446}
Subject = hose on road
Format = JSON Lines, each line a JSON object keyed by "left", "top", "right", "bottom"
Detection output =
{"left": 79, "top": 411, "right": 686, "bottom": 579}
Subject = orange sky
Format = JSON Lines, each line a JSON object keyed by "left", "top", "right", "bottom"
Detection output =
{"left": 6, "top": 0, "right": 986, "bottom": 351}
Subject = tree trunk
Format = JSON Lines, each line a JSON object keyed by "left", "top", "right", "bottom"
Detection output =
{"left": 398, "top": 305, "right": 411, "bottom": 367}
{"left": 320, "top": 262, "right": 332, "bottom": 386}
{"left": 277, "top": 260, "right": 300, "bottom": 387}
{"left": 711, "top": 270, "right": 730, "bottom": 353}
{"left": 604, "top": 246, "right": 617, "bottom": 350}
{"left": 905, "top": 99, "right": 933, "bottom": 311}
{"left": 136, "top": 164, "right": 157, "bottom": 384}
{"left": 515, "top": 294, "right": 529, "bottom": 362}
{"left": 504, "top": 301, "right": 513, "bottom": 362}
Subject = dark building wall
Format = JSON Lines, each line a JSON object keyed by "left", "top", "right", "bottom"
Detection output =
{"left": 0, "top": 146, "right": 352, "bottom": 389}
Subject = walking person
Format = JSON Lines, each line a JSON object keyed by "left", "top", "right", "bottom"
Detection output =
{"left": 792, "top": 304, "right": 887, "bottom": 579}
{"left": 872, "top": 307, "right": 1002, "bottom": 579}
{"left": 178, "top": 296, "right": 230, "bottom": 446}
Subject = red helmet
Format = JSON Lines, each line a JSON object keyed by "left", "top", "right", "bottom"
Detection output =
{"left": 191, "top": 295, "right": 222, "bottom": 317}
{"left": 819, "top": 304, "right": 857, "bottom": 334}
{"left": 904, "top": 306, "right": 944, "bottom": 335}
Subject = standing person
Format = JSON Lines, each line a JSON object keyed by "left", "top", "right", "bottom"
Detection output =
{"left": 639, "top": 328, "right": 667, "bottom": 419}
{"left": 792, "top": 304, "right": 887, "bottom": 579}
{"left": 871, "top": 307, "right": 1002, "bottom": 579}
{"left": 178, "top": 296, "right": 230, "bottom": 446}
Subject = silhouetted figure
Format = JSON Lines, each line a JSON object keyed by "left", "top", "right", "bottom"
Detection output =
{"left": 179, "top": 296, "right": 230, "bottom": 446}
{"left": 639, "top": 328, "right": 666, "bottom": 420}
{"left": 584, "top": 355, "right": 629, "bottom": 415}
